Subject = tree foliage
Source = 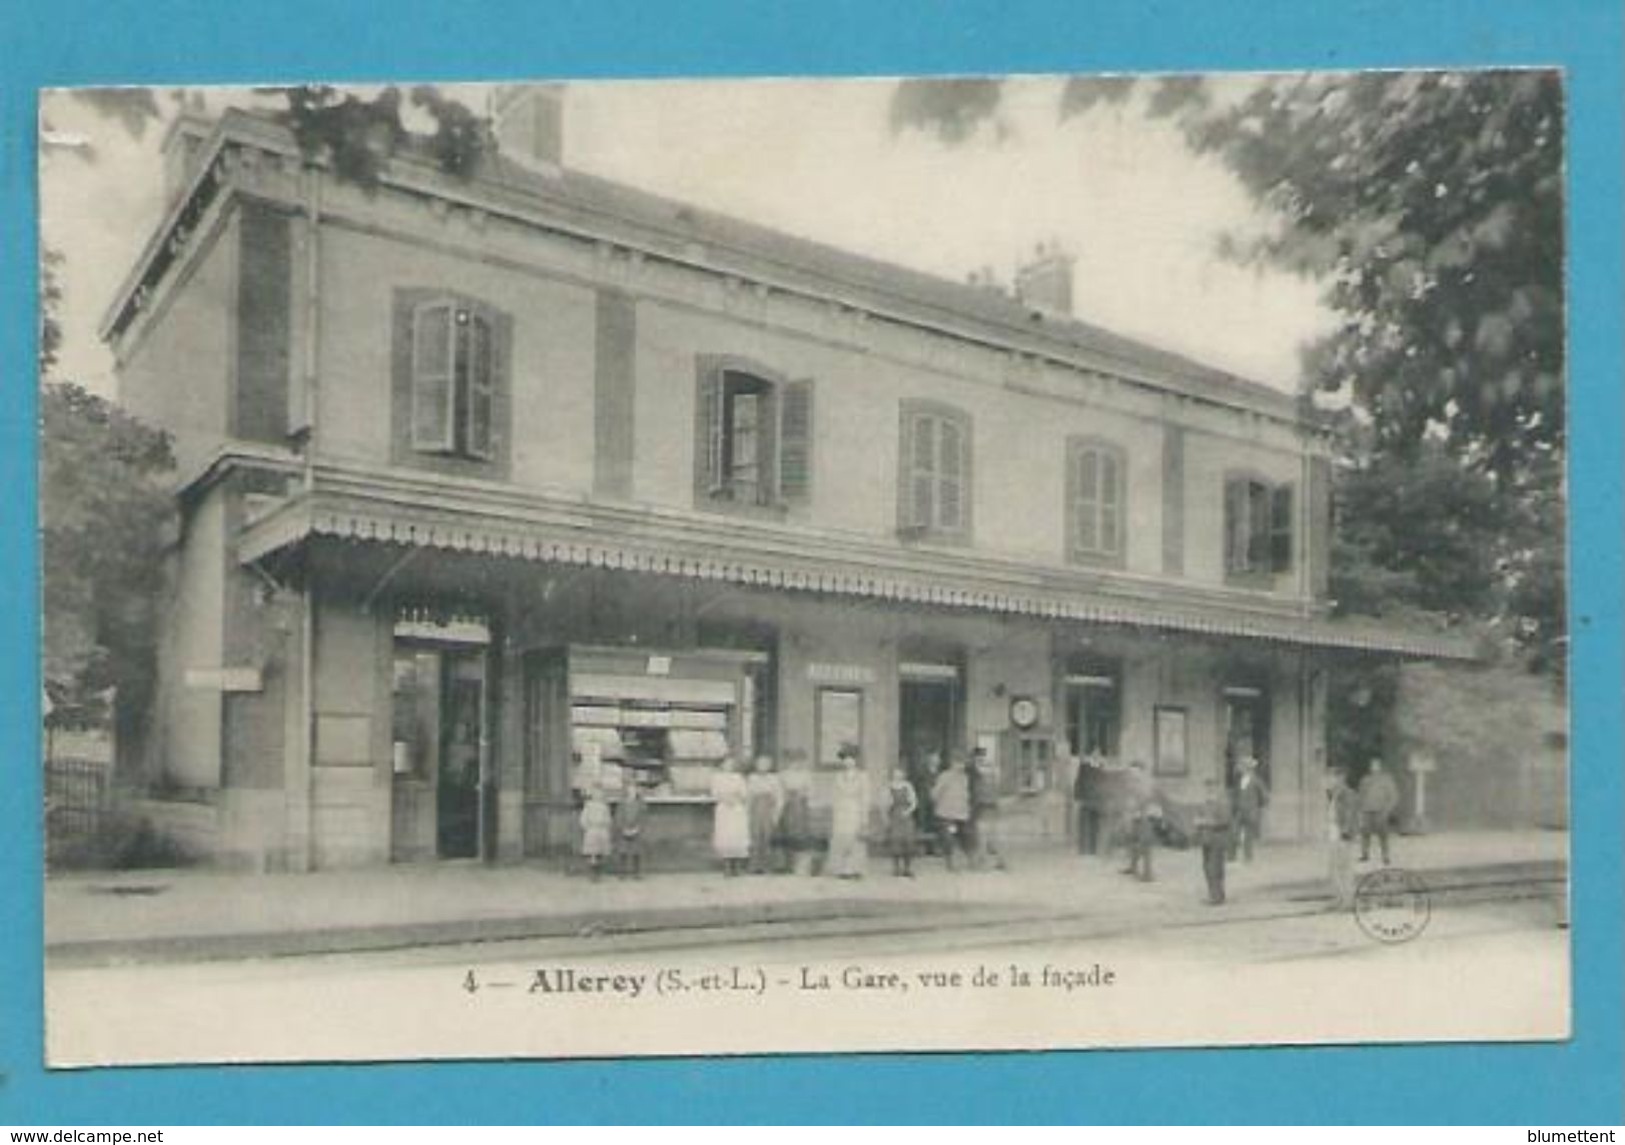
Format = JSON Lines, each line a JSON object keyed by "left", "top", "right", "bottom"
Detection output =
{"left": 262, "top": 85, "right": 495, "bottom": 187}
{"left": 40, "top": 382, "right": 175, "bottom": 727}
{"left": 892, "top": 72, "right": 1566, "bottom": 670}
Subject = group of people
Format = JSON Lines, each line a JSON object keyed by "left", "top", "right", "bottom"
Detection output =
{"left": 576, "top": 778, "right": 647, "bottom": 881}
{"left": 711, "top": 745, "right": 1009, "bottom": 879}
{"left": 1324, "top": 758, "right": 1402, "bottom": 909}
{"left": 577, "top": 744, "right": 1013, "bottom": 880}
{"left": 579, "top": 742, "right": 1404, "bottom": 908}
{"left": 1072, "top": 753, "right": 1271, "bottom": 905}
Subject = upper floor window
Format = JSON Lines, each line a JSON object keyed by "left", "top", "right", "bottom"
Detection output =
{"left": 412, "top": 300, "right": 495, "bottom": 460}
{"left": 898, "top": 401, "right": 973, "bottom": 541}
{"left": 391, "top": 289, "right": 510, "bottom": 478}
{"left": 1224, "top": 473, "right": 1294, "bottom": 580}
{"left": 694, "top": 357, "right": 813, "bottom": 511}
{"left": 1066, "top": 439, "right": 1126, "bottom": 565}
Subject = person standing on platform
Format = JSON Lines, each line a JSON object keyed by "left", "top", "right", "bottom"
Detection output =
{"left": 1120, "top": 759, "right": 1159, "bottom": 882}
{"left": 885, "top": 766, "right": 920, "bottom": 877}
{"left": 1359, "top": 758, "right": 1401, "bottom": 865}
{"left": 746, "top": 754, "right": 784, "bottom": 875}
{"left": 1327, "top": 767, "right": 1362, "bottom": 909}
{"left": 777, "top": 750, "right": 815, "bottom": 875}
{"left": 710, "top": 757, "right": 751, "bottom": 876}
{"left": 579, "top": 788, "right": 612, "bottom": 882}
{"left": 969, "top": 746, "right": 1007, "bottom": 871}
{"left": 1193, "top": 777, "right": 1233, "bottom": 905}
{"left": 1073, "top": 751, "right": 1106, "bottom": 856}
{"left": 1230, "top": 756, "right": 1269, "bottom": 863}
{"left": 826, "top": 746, "right": 870, "bottom": 879}
{"left": 931, "top": 754, "right": 973, "bottom": 871}
{"left": 614, "top": 778, "right": 646, "bottom": 879}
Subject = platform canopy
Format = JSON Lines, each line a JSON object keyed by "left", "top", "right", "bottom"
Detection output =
{"left": 234, "top": 455, "right": 1478, "bottom": 663}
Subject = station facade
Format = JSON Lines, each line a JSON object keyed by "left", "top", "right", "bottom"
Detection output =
{"left": 103, "top": 97, "right": 1468, "bottom": 870}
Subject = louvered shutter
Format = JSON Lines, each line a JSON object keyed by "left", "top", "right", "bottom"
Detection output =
{"left": 411, "top": 301, "right": 455, "bottom": 452}
{"left": 694, "top": 360, "right": 724, "bottom": 502}
{"left": 958, "top": 412, "right": 974, "bottom": 540}
{"left": 778, "top": 379, "right": 813, "bottom": 505}
{"left": 1099, "top": 451, "right": 1120, "bottom": 556}
{"left": 1064, "top": 443, "right": 1080, "bottom": 559}
{"left": 1247, "top": 481, "right": 1272, "bottom": 571}
{"left": 938, "top": 418, "right": 963, "bottom": 531}
{"left": 1076, "top": 447, "right": 1099, "bottom": 553}
{"left": 896, "top": 411, "right": 916, "bottom": 530}
{"left": 1224, "top": 477, "right": 1247, "bottom": 572}
{"left": 1270, "top": 483, "right": 1295, "bottom": 573}
{"left": 911, "top": 414, "right": 936, "bottom": 528}
{"left": 465, "top": 310, "right": 496, "bottom": 460}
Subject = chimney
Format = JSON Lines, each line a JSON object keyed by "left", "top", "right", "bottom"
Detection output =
{"left": 490, "top": 84, "right": 565, "bottom": 176}
{"left": 161, "top": 110, "right": 215, "bottom": 204}
{"left": 1014, "top": 241, "right": 1075, "bottom": 316}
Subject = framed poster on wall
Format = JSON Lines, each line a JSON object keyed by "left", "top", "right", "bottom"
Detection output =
{"left": 1154, "top": 705, "right": 1188, "bottom": 777}
{"left": 815, "top": 687, "right": 863, "bottom": 767}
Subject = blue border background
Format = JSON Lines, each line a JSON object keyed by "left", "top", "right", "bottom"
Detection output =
{"left": 4, "top": 0, "right": 1620, "bottom": 1125}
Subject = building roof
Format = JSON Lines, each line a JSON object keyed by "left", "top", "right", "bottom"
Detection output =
{"left": 473, "top": 148, "right": 1303, "bottom": 421}
{"left": 105, "top": 108, "right": 1308, "bottom": 426}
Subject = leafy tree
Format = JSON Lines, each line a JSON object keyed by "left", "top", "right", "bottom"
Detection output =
{"left": 40, "top": 382, "right": 175, "bottom": 730}
{"left": 892, "top": 73, "right": 1565, "bottom": 669}
{"left": 266, "top": 84, "right": 495, "bottom": 187}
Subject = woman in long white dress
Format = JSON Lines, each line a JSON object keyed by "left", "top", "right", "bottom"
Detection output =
{"left": 825, "top": 747, "right": 870, "bottom": 879}
{"left": 711, "top": 757, "right": 751, "bottom": 876}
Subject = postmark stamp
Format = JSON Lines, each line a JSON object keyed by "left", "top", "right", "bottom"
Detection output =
{"left": 1353, "top": 867, "right": 1432, "bottom": 944}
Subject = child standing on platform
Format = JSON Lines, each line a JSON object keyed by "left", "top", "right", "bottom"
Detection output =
{"left": 615, "top": 779, "right": 646, "bottom": 879}
{"left": 579, "top": 789, "right": 612, "bottom": 881}
{"left": 886, "top": 767, "right": 920, "bottom": 877}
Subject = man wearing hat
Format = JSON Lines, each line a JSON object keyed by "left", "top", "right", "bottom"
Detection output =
{"left": 1230, "top": 755, "right": 1269, "bottom": 863}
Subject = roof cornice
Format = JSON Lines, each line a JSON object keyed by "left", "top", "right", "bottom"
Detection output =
{"left": 104, "top": 110, "right": 1323, "bottom": 436}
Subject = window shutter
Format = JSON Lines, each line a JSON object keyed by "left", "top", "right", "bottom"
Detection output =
{"left": 896, "top": 410, "right": 916, "bottom": 531}
{"left": 753, "top": 383, "right": 778, "bottom": 507}
{"left": 959, "top": 412, "right": 974, "bottom": 540}
{"left": 694, "top": 359, "right": 724, "bottom": 502}
{"left": 1064, "top": 443, "right": 1080, "bottom": 560}
{"left": 1075, "top": 448, "right": 1099, "bottom": 553}
{"left": 1247, "top": 481, "right": 1272, "bottom": 571}
{"left": 1270, "top": 483, "right": 1295, "bottom": 573}
{"left": 1224, "top": 477, "right": 1247, "bottom": 572}
{"left": 466, "top": 311, "right": 496, "bottom": 460}
{"left": 938, "top": 418, "right": 963, "bottom": 530}
{"left": 778, "top": 379, "right": 813, "bottom": 505}
{"left": 1099, "top": 452, "right": 1120, "bottom": 555}
{"left": 910, "top": 415, "right": 936, "bottom": 528}
{"left": 411, "top": 301, "right": 455, "bottom": 452}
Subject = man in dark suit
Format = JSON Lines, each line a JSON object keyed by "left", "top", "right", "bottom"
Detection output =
{"left": 1229, "top": 755, "right": 1269, "bottom": 862}
{"left": 1073, "top": 752, "right": 1106, "bottom": 856}
{"left": 1194, "top": 778, "right": 1234, "bottom": 905}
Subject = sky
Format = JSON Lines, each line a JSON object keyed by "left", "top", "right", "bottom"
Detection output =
{"left": 39, "top": 76, "right": 1334, "bottom": 399}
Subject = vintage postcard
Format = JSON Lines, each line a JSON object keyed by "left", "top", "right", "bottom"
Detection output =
{"left": 39, "top": 73, "right": 1568, "bottom": 1066}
